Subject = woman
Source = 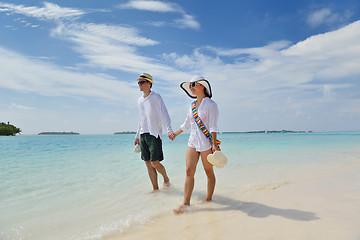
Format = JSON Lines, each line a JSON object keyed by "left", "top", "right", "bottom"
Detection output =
{"left": 173, "top": 75, "right": 219, "bottom": 214}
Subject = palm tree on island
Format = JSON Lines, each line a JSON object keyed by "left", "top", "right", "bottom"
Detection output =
{"left": 0, "top": 122, "right": 21, "bottom": 136}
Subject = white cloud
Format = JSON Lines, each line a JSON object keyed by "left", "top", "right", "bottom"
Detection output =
{"left": 118, "top": 0, "right": 179, "bottom": 12}
{"left": 10, "top": 103, "right": 36, "bottom": 110}
{"left": 338, "top": 101, "right": 360, "bottom": 114}
{"left": 1, "top": 1, "right": 360, "bottom": 132}
{"left": 208, "top": 41, "right": 291, "bottom": 57}
{"left": 307, "top": 8, "right": 333, "bottom": 27}
{"left": 0, "top": 1, "right": 192, "bottom": 94}
{"left": 146, "top": 21, "right": 166, "bottom": 27}
{"left": 283, "top": 20, "right": 360, "bottom": 79}
{"left": 49, "top": 22, "right": 190, "bottom": 88}
{"left": 174, "top": 14, "right": 200, "bottom": 29}
{"left": 52, "top": 23, "right": 159, "bottom": 47}
{"left": 0, "top": 2, "right": 85, "bottom": 21}
{"left": 147, "top": 15, "right": 200, "bottom": 30}
{"left": 118, "top": 0, "right": 200, "bottom": 29}
{"left": 306, "top": 8, "right": 352, "bottom": 28}
{"left": 164, "top": 20, "right": 360, "bottom": 118}
{"left": 0, "top": 46, "right": 139, "bottom": 107}
{"left": 323, "top": 84, "right": 335, "bottom": 100}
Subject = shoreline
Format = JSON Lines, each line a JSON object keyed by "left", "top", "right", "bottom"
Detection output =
{"left": 111, "top": 160, "right": 360, "bottom": 240}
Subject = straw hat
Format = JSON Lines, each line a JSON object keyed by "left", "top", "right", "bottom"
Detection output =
{"left": 180, "top": 75, "right": 212, "bottom": 98}
{"left": 137, "top": 73, "right": 154, "bottom": 84}
{"left": 207, "top": 151, "right": 228, "bottom": 168}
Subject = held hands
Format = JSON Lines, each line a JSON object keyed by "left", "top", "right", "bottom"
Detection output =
{"left": 135, "top": 132, "right": 176, "bottom": 143}
{"left": 168, "top": 131, "right": 176, "bottom": 141}
{"left": 168, "top": 129, "right": 182, "bottom": 141}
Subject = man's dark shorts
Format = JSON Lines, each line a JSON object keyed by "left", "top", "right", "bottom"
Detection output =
{"left": 140, "top": 133, "right": 164, "bottom": 162}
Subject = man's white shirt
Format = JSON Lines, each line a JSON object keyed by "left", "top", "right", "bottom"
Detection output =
{"left": 136, "top": 91, "right": 172, "bottom": 140}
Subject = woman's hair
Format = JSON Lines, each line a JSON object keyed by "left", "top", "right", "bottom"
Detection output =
{"left": 204, "top": 87, "right": 211, "bottom": 98}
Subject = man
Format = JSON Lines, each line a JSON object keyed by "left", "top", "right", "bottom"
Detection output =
{"left": 134, "top": 73, "right": 175, "bottom": 191}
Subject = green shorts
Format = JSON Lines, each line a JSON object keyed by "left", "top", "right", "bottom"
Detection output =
{"left": 140, "top": 133, "right": 164, "bottom": 162}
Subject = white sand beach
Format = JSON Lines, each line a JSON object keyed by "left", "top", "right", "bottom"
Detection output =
{"left": 112, "top": 160, "right": 360, "bottom": 240}
{"left": 2, "top": 134, "right": 360, "bottom": 240}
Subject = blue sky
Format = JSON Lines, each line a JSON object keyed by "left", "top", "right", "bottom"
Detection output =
{"left": 1, "top": 0, "right": 360, "bottom": 134}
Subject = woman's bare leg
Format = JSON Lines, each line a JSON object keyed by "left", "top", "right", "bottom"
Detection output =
{"left": 173, "top": 147, "right": 199, "bottom": 214}
{"left": 200, "top": 149, "right": 216, "bottom": 202}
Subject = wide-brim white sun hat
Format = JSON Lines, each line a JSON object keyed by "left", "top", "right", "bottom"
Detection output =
{"left": 207, "top": 151, "right": 228, "bottom": 168}
{"left": 180, "top": 75, "right": 212, "bottom": 99}
{"left": 133, "top": 144, "right": 141, "bottom": 153}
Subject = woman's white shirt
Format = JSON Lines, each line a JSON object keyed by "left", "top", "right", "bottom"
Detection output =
{"left": 180, "top": 97, "right": 219, "bottom": 152}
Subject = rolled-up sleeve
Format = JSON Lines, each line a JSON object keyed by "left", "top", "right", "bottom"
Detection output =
{"left": 135, "top": 98, "right": 141, "bottom": 140}
{"left": 180, "top": 108, "right": 192, "bottom": 132}
{"left": 208, "top": 102, "right": 219, "bottom": 133}
{"left": 135, "top": 121, "right": 140, "bottom": 139}
{"left": 158, "top": 95, "right": 173, "bottom": 133}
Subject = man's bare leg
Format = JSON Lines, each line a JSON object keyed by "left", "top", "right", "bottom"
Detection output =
{"left": 145, "top": 160, "right": 159, "bottom": 191}
{"left": 151, "top": 160, "right": 170, "bottom": 187}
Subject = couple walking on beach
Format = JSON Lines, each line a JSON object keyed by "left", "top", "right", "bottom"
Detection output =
{"left": 134, "top": 73, "right": 220, "bottom": 214}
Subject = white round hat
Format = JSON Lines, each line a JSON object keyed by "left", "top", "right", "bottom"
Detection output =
{"left": 180, "top": 75, "right": 212, "bottom": 99}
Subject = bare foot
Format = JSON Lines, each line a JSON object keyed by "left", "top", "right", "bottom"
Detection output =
{"left": 163, "top": 180, "right": 171, "bottom": 188}
{"left": 200, "top": 199, "right": 213, "bottom": 204}
{"left": 146, "top": 189, "right": 159, "bottom": 194}
{"left": 173, "top": 205, "right": 190, "bottom": 214}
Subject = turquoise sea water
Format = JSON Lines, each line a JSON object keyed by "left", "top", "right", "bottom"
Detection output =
{"left": 1, "top": 132, "right": 360, "bottom": 239}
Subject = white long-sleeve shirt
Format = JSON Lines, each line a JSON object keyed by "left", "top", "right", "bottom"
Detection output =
{"left": 180, "top": 97, "right": 219, "bottom": 152}
{"left": 135, "top": 91, "right": 172, "bottom": 140}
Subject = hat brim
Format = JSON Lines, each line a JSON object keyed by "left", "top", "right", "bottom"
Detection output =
{"left": 137, "top": 77, "right": 154, "bottom": 84}
{"left": 207, "top": 151, "right": 228, "bottom": 168}
{"left": 180, "top": 79, "right": 212, "bottom": 99}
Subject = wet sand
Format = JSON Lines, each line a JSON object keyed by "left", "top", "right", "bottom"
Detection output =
{"left": 113, "top": 160, "right": 360, "bottom": 240}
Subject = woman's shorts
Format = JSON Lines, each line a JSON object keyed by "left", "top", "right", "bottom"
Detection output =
{"left": 140, "top": 133, "right": 164, "bottom": 162}
{"left": 187, "top": 136, "right": 212, "bottom": 152}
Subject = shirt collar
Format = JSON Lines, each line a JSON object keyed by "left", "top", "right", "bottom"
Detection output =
{"left": 143, "top": 90, "right": 154, "bottom": 99}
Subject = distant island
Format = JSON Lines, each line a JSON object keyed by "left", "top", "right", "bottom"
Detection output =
{"left": 38, "top": 132, "right": 80, "bottom": 135}
{"left": 0, "top": 122, "right": 21, "bottom": 136}
{"left": 114, "top": 131, "right": 136, "bottom": 134}
{"left": 222, "top": 130, "right": 312, "bottom": 134}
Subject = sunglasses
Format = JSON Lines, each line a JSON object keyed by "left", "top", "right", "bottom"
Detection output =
{"left": 189, "top": 82, "right": 201, "bottom": 89}
{"left": 138, "top": 80, "right": 149, "bottom": 85}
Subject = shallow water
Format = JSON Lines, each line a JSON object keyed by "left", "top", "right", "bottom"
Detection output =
{"left": 1, "top": 132, "right": 360, "bottom": 239}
